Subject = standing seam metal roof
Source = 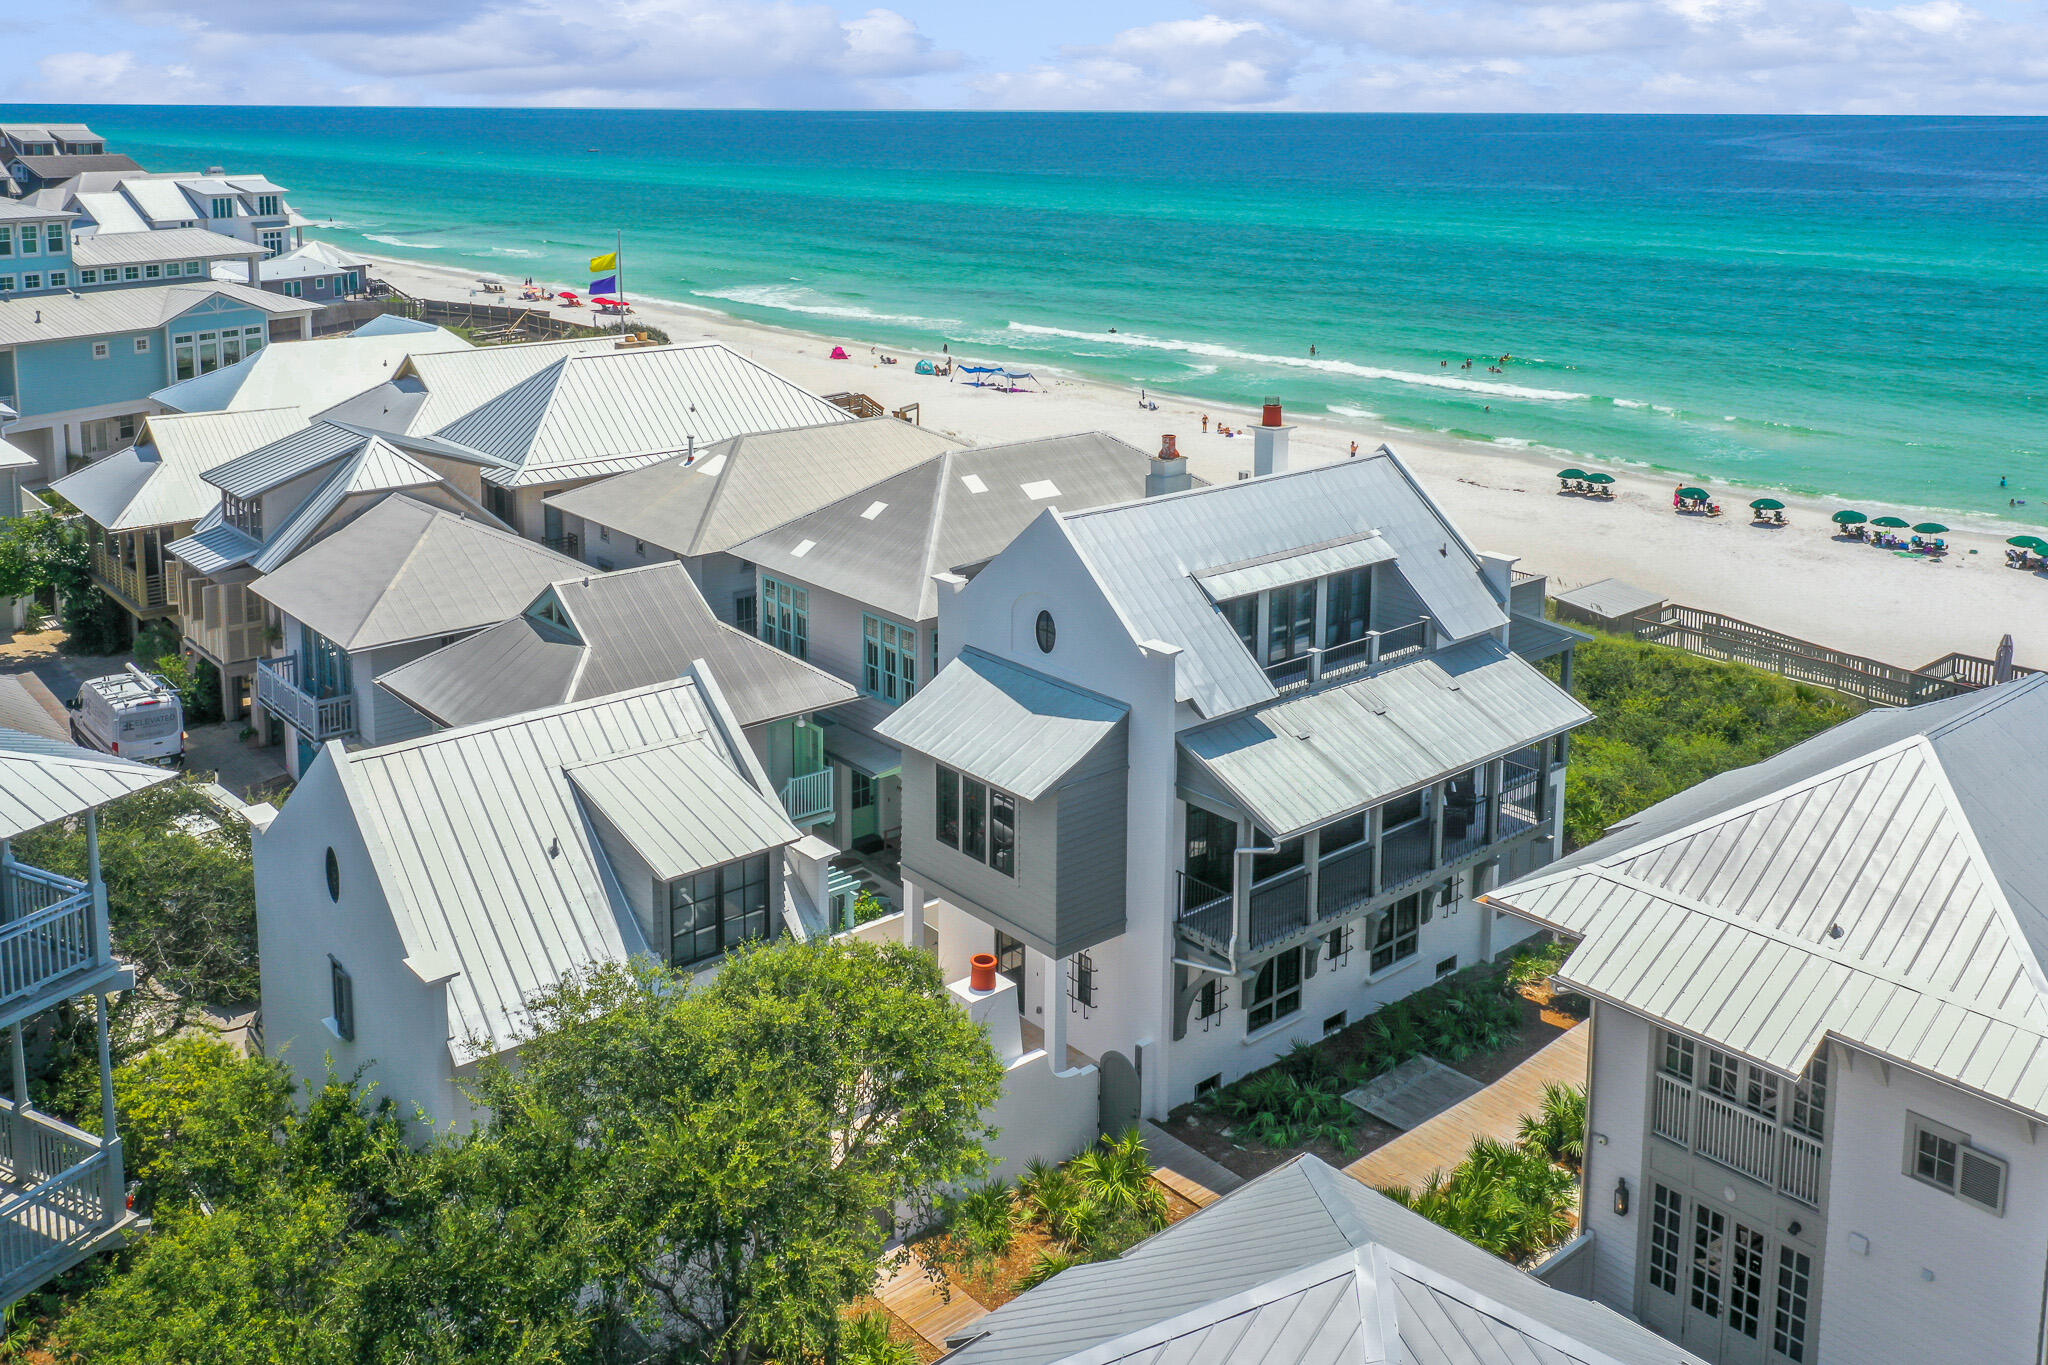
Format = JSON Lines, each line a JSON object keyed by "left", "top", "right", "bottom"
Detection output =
{"left": 50, "top": 408, "right": 303, "bottom": 531}
{"left": 0, "top": 280, "right": 316, "bottom": 348}
{"left": 565, "top": 738, "right": 800, "bottom": 880}
{"left": 0, "top": 728, "right": 176, "bottom": 839}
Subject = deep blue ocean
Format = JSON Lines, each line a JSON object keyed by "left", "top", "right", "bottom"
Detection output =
{"left": 33, "top": 106, "right": 2048, "bottom": 522}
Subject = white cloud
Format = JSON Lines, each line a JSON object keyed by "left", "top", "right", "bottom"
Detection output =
{"left": 26, "top": 50, "right": 206, "bottom": 103}
{"left": 972, "top": 15, "right": 1306, "bottom": 108}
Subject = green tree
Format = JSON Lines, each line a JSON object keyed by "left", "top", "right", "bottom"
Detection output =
{"left": 0, "top": 509, "right": 89, "bottom": 602}
{"left": 468, "top": 937, "right": 1004, "bottom": 1364}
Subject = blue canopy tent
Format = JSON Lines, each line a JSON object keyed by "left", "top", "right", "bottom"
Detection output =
{"left": 999, "top": 370, "right": 1041, "bottom": 390}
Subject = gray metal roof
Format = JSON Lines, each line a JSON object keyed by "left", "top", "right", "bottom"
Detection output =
{"left": 948, "top": 1155, "right": 1701, "bottom": 1365}
{"left": 545, "top": 417, "right": 955, "bottom": 559}
{"left": 0, "top": 199, "right": 74, "bottom": 223}
{"left": 1508, "top": 612, "right": 1592, "bottom": 665}
{"left": 164, "top": 520, "right": 259, "bottom": 576}
{"left": 1059, "top": 450, "right": 1510, "bottom": 719}
{"left": 729, "top": 431, "right": 1173, "bottom": 622}
{"left": 875, "top": 648, "right": 1128, "bottom": 801}
{"left": 431, "top": 342, "right": 852, "bottom": 488}
{"left": 247, "top": 496, "right": 583, "bottom": 651}
{"left": 204, "top": 420, "right": 365, "bottom": 499}
{"left": 1178, "top": 636, "right": 1590, "bottom": 837}
{"left": 565, "top": 737, "right": 799, "bottom": 880}
{"left": 1551, "top": 578, "right": 1666, "bottom": 621}
{"left": 51, "top": 408, "right": 304, "bottom": 532}
{"left": 0, "top": 677, "right": 67, "bottom": 744}
{"left": 361, "top": 338, "right": 621, "bottom": 437}
{"left": 374, "top": 561, "right": 855, "bottom": 731}
{"left": 0, "top": 727, "right": 176, "bottom": 839}
{"left": 1195, "top": 532, "right": 1397, "bottom": 602}
{"left": 152, "top": 325, "right": 470, "bottom": 418}
{"left": 0, "top": 280, "right": 315, "bottom": 348}
{"left": 329, "top": 676, "right": 763, "bottom": 1058}
{"left": 70, "top": 228, "right": 262, "bottom": 269}
{"left": 1489, "top": 676, "right": 2048, "bottom": 1115}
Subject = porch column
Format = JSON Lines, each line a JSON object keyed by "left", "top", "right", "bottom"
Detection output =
{"left": 86, "top": 810, "right": 111, "bottom": 961}
{"left": 1233, "top": 815, "right": 1255, "bottom": 955}
{"left": 1537, "top": 744, "right": 1554, "bottom": 825}
{"left": 11, "top": 1023, "right": 29, "bottom": 1154}
{"left": 1484, "top": 758, "right": 1503, "bottom": 844}
{"left": 1429, "top": 781, "right": 1446, "bottom": 868}
{"left": 901, "top": 874, "right": 926, "bottom": 953}
{"left": 94, "top": 993, "right": 124, "bottom": 1218}
{"left": 1302, "top": 828, "right": 1321, "bottom": 925}
{"left": 1560, "top": 646, "right": 1576, "bottom": 695}
{"left": 1477, "top": 860, "right": 1499, "bottom": 961}
{"left": 1368, "top": 805, "right": 1384, "bottom": 896}
{"left": 1043, "top": 950, "right": 1069, "bottom": 1068}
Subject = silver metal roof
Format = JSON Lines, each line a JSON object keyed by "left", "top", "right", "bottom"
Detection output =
{"left": 51, "top": 408, "right": 303, "bottom": 532}
{"left": 0, "top": 199, "right": 75, "bottom": 223}
{"left": 729, "top": 431, "right": 1172, "bottom": 623}
{"left": 875, "top": 649, "right": 1128, "bottom": 800}
{"left": 566, "top": 737, "right": 799, "bottom": 880}
{"left": 366, "top": 338, "right": 621, "bottom": 436}
{"left": 1195, "top": 532, "right": 1397, "bottom": 602}
{"left": 153, "top": 325, "right": 470, "bottom": 418}
{"left": 1508, "top": 611, "right": 1592, "bottom": 664}
{"left": 949, "top": 1155, "right": 1701, "bottom": 1365}
{"left": 329, "top": 676, "right": 762, "bottom": 1058}
{"left": 0, "top": 280, "right": 315, "bottom": 348}
{"left": 70, "top": 228, "right": 262, "bottom": 269}
{"left": 1489, "top": 676, "right": 2048, "bottom": 1116}
{"left": 374, "top": 561, "right": 856, "bottom": 731}
{"left": 431, "top": 342, "right": 852, "bottom": 489}
{"left": 1551, "top": 578, "right": 1666, "bottom": 620}
{"left": 0, "top": 678, "right": 67, "bottom": 744}
{"left": 0, "top": 727, "right": 176, "bottom": 839}
{"left": 164, "top": 520, "right": 259, "bottom": 576}
{"left": 1179, "top": 636, "right": 1590, "bottom": 837}
{"left": 205, "top": 419, "right": 400, "bottom": 499}
{"left": 545, "top": 417, "right": 954, "bottom": 559}
{"left": 1059, "top": 450, "right": 1510, "bottom": 719}
{"left": 248, "top": 496, "right": 582, "bottom": 652}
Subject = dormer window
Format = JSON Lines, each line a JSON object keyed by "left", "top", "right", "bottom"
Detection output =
{"left": 222, "top": 494, "right": 263, "bottom": 539}
{"left": 1222, "top": 565, "right": 1382, "bottom": 676}
{"left": 529, "top": 595, "right": 572, "bottom": 631}
{"left": 667, "top": 853, "right": 770, "bottom": 968}
{"left": 211, "top": 197, "right": 233, "bottom": 218}
{"left": 256, "top": 195, "right": 281, "bottom": 216}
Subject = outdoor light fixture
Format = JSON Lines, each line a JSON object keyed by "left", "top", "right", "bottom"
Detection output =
{"left": 1613, "top": 1176, "right": 1630, "bottom": 1217}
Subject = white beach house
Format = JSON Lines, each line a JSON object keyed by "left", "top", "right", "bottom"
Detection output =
{"left": 1484, "top": 673, "right": 2048, "bottom": 1365}
{"left": 872, "top": 424, "right": 1590, "bottom": 1122}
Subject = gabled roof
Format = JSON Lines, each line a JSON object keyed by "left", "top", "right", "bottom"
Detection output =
{"left": 8, "top": 154, "right": 141, "bottom": 180}
{"left": 0, "top": 727, "right": 176, "bottom": 839}
{"left": 247, "top": 496, "right": 582, "bottom": 652}
{"left": 0, "top": 280, "right": 316, "bottom": 348}
{"left": 1057, "top": 449, "right": 1510, "bottom": 718}
{"left": 0, "top": 679, "right": 64, "bottom": 745}
{"left": 0, "top": 199, "right": 72, "bottom": 223}
{"left": 545, "top": 417, "right": 952, "bottom": 558}
{"left": 874, "top": 649, "right": 1127, "bottom": 801}
{"left": 730, "top": 431, "right": 1174, "bottom": 622}
{"left": 68, "top": 190, "right": 148, "bottom": 235}
{"left": 328, "top": 676, "right": 765, "bottom": 1058}
{"left": 319, "top": 336, "right": 620, "bottom": 437}
{"left": 948, "top": 1155, "right": 1701, "bottom": 1365}
{"left": 70, "top": 228, "right": 264, "bottom": 269}
{"left": 50, "top": 408, "right": 304, "bottom": 532}
{"left": 565, "top": 737, "right": 799, "bottom": 880}
{"left": 1180, "top": 635, "right": 1590, "bottom": 837}
{"left": 434, "top": 342, "right": 852, "bottom": 488}
{"left": 1487, "top": 675, "right": 2048, "bottom": 1118}
{"left": 374, "top": 561, "right": 855, "bottom": 731}
{"left": 152, "top": 325, "right": 471, "bottom": 418}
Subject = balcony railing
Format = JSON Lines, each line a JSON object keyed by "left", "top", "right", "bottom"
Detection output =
{"left": 541, "top": 533, "right": 581, "bottom": 558}
{"left": 0, "top": 1100, "right": 121, "bottom": 1302}
{"left": 1269, "top": 617, "right": 1436, "bottom": 698}
{"left": 780, "top": 768, "right": 834, "bottom": 825}
{"left": 255, "top": 655, "right": 356, "bottom": 743}
{"left": 1653, "top": 1072, "right": 1824, "bottom": 1207}
{"left": 0, "top": 864, "right": 100, "bottom": 1018}
{"left": 89, "top": 543, "right": 165, "bottom": 612}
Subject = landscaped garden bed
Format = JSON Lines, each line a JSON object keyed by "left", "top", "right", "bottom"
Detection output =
{"left": 1161, "top": 940, "right": 1583, "bottom": 1182}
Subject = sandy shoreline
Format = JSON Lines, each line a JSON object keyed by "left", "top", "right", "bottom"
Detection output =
{"left": 363, "top": 250, "right": 2046, "bottom": 672}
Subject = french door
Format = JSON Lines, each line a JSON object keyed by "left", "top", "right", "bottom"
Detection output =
{"left": 1644, "top": 1183, "right": 1814, "bottom": 1365}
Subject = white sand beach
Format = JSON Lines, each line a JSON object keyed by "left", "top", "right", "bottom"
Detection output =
{"left": 364, "top": 252, "right": 2047, "bottom": 673}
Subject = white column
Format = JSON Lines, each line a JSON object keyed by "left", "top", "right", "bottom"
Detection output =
{"left": 1043, "top": 949, "right": 1069, "bottom": 1068}
{"left": 901, "top": 874, "right": 926, "bottom": 952}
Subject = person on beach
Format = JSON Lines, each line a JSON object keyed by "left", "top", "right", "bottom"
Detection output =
{"left": 1350, "top": 441, "right": 1359, "bottom": 458}
{"left": 1201, "top": 414, "right": 1209, "bottom": 432}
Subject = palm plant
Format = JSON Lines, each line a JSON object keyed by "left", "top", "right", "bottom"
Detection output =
{"left": 1017, "top": 1247, "right": 1084, "bottom": 1291}
{"left": 1020, "top": 1161, "right": 1092, "bottom": 1246}
{"left": 841, "top": 1310, "right": 921, "bottom": 1365}
{"left": 943, "top": 1178, "right": 1020, "bottom": 1267}
{"left": 1070, "top": 1128, "right": 1169, "bottom": 1229}
{"left": 1517, "top": 1082, "right": 1588, "bottom": 1170}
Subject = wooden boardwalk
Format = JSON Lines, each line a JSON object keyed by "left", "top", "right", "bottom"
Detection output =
{"left": 1344, "top": 1023, "right": 1589, "bottom": 1194}
{"left": 1138, "top": 1120, "right": 1244, "bottom": 1209}
{"left": 875, "top": 1248, "right": 992, "bottom": 1355}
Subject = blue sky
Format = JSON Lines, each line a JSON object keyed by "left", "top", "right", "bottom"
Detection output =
{"left": 3, "top": 0, "right": 2045, "bottom": 111}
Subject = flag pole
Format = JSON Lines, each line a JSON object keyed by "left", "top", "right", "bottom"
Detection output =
{"left": 615, "top": 228, "right": 624, "bottom": 336}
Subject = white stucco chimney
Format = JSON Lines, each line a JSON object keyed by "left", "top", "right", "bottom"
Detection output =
{"left": 1147, "top": 434, "right": 1191, "bottom": 497}
{"left": 1252, "top": 399, "right": 1292, "bottom": 477}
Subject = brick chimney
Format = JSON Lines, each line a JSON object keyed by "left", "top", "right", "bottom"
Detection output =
{"left": 1147, "top": 434, "right": 1191, "bottom": 497}
{"left": 1252, "top": 399, "right": 1292, "bottom": 477}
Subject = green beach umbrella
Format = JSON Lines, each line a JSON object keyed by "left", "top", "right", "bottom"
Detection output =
{"left": 1750, "top": 498, "right": 1785, "bottom": 511}
{"left": 1913, "top": 522, "right": 1949, "bottom": 535}
{"left": 1583, "top": 472, "right": 1614, "bottom": 485}
{"left": 1678, "top": 486, "right": 1709, "bottom": 500}
{"left": 1832, "top": 510, "right": 1868, "bottom": 525}
{"left": 1871, "top": 516, "right": 1910, "bottom": 528}
{"left": 2010, "top": 535, "right": 2048, "bottom": 552}
{"left": 1557, "top": 468, "right": 1588, "bottom": 480}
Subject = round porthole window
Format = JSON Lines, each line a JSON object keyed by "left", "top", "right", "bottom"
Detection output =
{"left": 1035, "top": 610, "right": 1057, "bottom": 654}
{"left": 325, "top": 848, "right": 341, "bottom": 902}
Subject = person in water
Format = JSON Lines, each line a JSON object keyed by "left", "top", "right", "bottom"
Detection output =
{"left": 1309, "top": 344, "right": 1317, "bottom": 357}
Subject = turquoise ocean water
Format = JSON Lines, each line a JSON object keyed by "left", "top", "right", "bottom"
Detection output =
{"left": 40, "top": 106, "right": 2048, "bottom": 523}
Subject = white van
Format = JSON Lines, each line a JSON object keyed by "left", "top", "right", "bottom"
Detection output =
{"left": 70, "top": 665, "right": 186, "bottom": 765}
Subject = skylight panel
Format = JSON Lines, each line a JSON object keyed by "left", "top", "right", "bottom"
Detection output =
{"left": 860, "top": 501, "right": 888, "bottom": 520}
{"left": 1020, "top": 479, "right": 1060, "bottom": 500}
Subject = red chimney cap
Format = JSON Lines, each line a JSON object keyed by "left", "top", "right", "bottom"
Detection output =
{"left": 1158, "top": 434, "right": 1181, "bottom": 459}
{"left": 1262, "top": 400, "right": 1284, "bottom": 427}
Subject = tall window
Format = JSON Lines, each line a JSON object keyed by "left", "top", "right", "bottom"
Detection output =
{"left": 262, "top": 229, "right": 286, "bottom": 257}
{"left": 760, "top": 576, "right": 808, "bottom": 658}
{"left": 1371, "top": 892, "right": 1425, "bottom": 973}
{"left": 211, "top": 197, "right": 233, "bottom": 218}
{"left": 1183, "top": 805, "right": 1235, "bottom": 899}
{"left": 936, "top": 765, "right": 1017, "bottom": 878}
{"left": 45, "top": 224, "right": 64, "bottom": 253}
{"left": 1224, "top": 596, "right": 1256, "bottom": 655}
{"left": 329, "top": 957, "right": 355, "bottom": 1041}
{"left": 1247, "top": 946, "right": 1303, "bottom": 1031}
{"left": 667, "top": 853, "right": 771, "bottom": 968}
{"left": 1773, "top": 1248, "right": 1812, "bottom": 1361}
{"left": 1647, "top": 1184, "right": 1684, "bottom": 1294}
{"left": 1071, "top": 952, "right": 1096, "bottom": 1009}
{"left": 1265, "top": 582, "right": 1315, "bottom": 666}
{"left": 257, "top": 195, "right": 281, "bottom": 216}
{"left": 0, "top": 226, "right": 11, "bottom": 256}
{"left": 222, "top": 493, "right": 263, "bottom": 539}
{"left": 862, "top": 614, "right": 918, "bottom": 703}
{"left": 1325, "top": 567, "right": 1371, "bottom": 646}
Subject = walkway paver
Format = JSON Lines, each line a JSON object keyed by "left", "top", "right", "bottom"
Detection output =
{"left": 876, "top": 1248, "right": 991, "bottom": 1353}
{"left": 1344, "top": 1022, "right": 1588, "bottom": 1193}
{"left": 1139, "top": 1119, "right": 1244, "bottom": 1209}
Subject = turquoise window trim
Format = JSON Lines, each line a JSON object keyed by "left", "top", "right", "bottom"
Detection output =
{"left": 861, "top": 613, "right": 919, "bottom": 705}
{"left": 760, "top": 574, "right": 809, "bottom": 660}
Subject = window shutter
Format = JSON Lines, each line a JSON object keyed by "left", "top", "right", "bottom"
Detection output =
{"left": 1959, "top": 1149, "right": 2008, "bottom": 1215}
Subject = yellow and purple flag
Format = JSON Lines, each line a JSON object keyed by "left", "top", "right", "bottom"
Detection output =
{"left": 589, "top": 251, "right": 618, "bottom": 273}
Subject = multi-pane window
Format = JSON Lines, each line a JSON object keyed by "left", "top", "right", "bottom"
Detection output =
{"left": 1265, "top": 582, "right": 1315, "bottom": 666}
{"left": 1787, "top": 1053, "right": 1827, "bottom": 1139}
{"left": 1071, "top": 952, "right": 1096, "bottom": 1009}
{"left": 78, "top": 269, "right": 96, "bottom": 284}
{"left": 1914, "top": 1124, "right": 1958, "bottom": 1189}
{"left": 45, "top": 224, "right": 64, "bottom": 253}
{"left": 1224, "top": 596, "right": 1256, "bottom": 655}
{"left": 862, "top": 614, "right": 918, "bottom": 704}
{"left": 1688, "top": 1203, "right": 1724, "bottom": 1318}
{"left": 0, "top": 227, "right": 10, "bottom": 256}
{"left": 1371, "top": 892, "right": 1425, "bottom": 973}
{"left": 1247, "top": 946, "right": 1304, "bottom": 1031}
{"left": 1647, "top": 1184, "right": 1684, "bottom": 1294}
{"left": 329, "top": 957, "right": 355, "bottom": 1041}
{"left": 257, "top": 195, "right": 281, "bottom": 216}
{"left": 48, "top": 271, "right": 65, "bottom": 288}
{"left": 222, "top": 493, "right": 263, "bottom": 539}
{"left": 0, "top": 277, "right": 12, "bottom": 292}
{"left": 759, "top": 576, "right": 808, "bottom": 658}
{"left": 1773, "top": 1248, "right": 1812, "bottom": 1361}
{"left": 282, "top": 280, "right": 304, "bottom": 298}
{"left": 1659, "top": 1029, "right": 1696, "bottom": 1083}
{"left": 144, "top": 263, "right": 161, "bottom": 279}
{"left": 1324, "top": 924, "right": 1351, "bottom": 965}
{"left": 18, "top": 229, "right": 35, "bottom": 256}
{"left": 1325, "top": 566, "right": 1371, "bottom": 646}
{"left": 211, "top": 197, "right": 233, "bottom": 218}
{"left": 936, "top": 765, "right": 1018, "bottom": 878}
{"left": 850, "top": 771, "right": 873, "bottom": 812}
{"left": 1905, "top": 1113, "right": 2008, "bottom": 1213}
{"left": 123, "top": 265, "right": 140, "bottom": 281}
{"left": 667, "top": 853, "right": 771, "bottom": 968}
{"left": 263, "top": 229, "right": 287, "bottom": 256}
{"left": 21, "top": 274, "right": 38, "bottom": 290}
{"left": 1727, "top": 1223, "right": 1766, "bottom": 1339}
